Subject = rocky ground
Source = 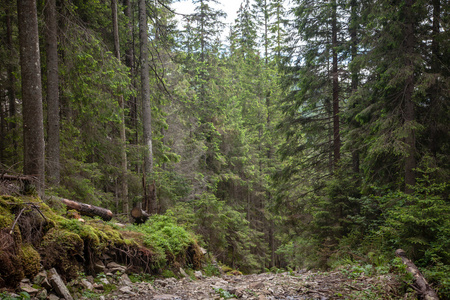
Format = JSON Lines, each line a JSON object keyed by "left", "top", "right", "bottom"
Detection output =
{"left": 106, "top": 269, "right": 401, "bottom": 300}
{"left": 5, "top": 264, "right": 403, "bottom": 300}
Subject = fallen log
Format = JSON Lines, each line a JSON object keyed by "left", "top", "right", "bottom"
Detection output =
{"left": 130, "top": 206, "right": 149, "bottom": 224}
{"left": 0, "top": 174, "right": 35, "bottom": 182}
{"left": 60, "top": 198, "right": 113, "bottom": 221}
{"left": 395, "top": 249, "right": 439, "bottom": 300}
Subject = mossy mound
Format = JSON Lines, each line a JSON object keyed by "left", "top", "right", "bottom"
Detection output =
{"left": 0, "top": 194, "right": 206, "bottom": 288}
{"left": 20, "top": 244, "right": 41, "bottom": 278}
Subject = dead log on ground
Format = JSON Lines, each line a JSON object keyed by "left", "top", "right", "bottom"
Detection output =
{"left": 60, "top": 198, "right": 113, "bottom": 221}
{"left": 131, "top": 206, "right": 149, "bottom": 224}
{"left": 395, "top": 249, "right": 439, "bottom": 300}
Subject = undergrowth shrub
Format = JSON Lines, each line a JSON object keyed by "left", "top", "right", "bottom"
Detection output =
{"left": 128, "top": 214, "right": 196, "bottom": 268}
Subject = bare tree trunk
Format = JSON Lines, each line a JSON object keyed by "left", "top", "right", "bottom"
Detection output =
{"left": 331, "top": 0, "right": 340, "bottom": 167}
{"left": 46, "top": 0, "right": 60, "bottom": 185}
{"left": 139, "top": 0, "right": 153, "bottom": 174}
{"left": 404, "top": 0, "right": 416, "bottom": 194}
{"left": 18, "top": 0, "right": 45, "bottom": 196}
{"left": 60, "top": 198, "right": 113, "bottom": 221}
{"left": 350, "top": 0, "right": 359, "bottom": 174}
{"left": 395, "top": 249, "right": 439, "bottom": 300}
{"left": 112, "top": 0, "right": 129, "bottom": 216}
{"left": 6, "top": 0, "right": 17, "bottom": 154}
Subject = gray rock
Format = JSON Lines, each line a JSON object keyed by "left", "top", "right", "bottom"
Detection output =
{"left": 179, "top": 267, "right": 189, "bottom": 278}
{"left": 36, "top": 289, "right": 48, "bottom": 300}
{"left": 33, "top": 271, "right": 47, "bottom": 285}
{"left": 119, "top": 274, "right": 132, "bottom": 286}
{"left": 107, "top": 261, "right": 126, "bottom": 273}
{"left": 100, "top": 277, "right": 109, "bottom": 285}
{"left": 153, "top": 294, "right": 182, "bottom": 300}
{"left": 48, "top": 268, "right": 74, "bottom": 300}
{"left": 48, "top": 294, "right": 60, "bottom": 300}
{"left": 86, "top": 275, "right": 95, "bottom": 284}
{"left": 21, "top": 278, "right": 31, "bottom": 284}
{"left": 81, "top": 279, "right": 94, "bottom": 290}
{"left": 94, "top": 260, "right": 106, "bottom": 273}
{"left": 20, "top": 285, "right": 39, "bottom": 296}
{"left": 194, "top": 270, "right": 203, "bottom": 279}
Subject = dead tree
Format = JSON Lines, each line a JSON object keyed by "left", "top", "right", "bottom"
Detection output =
{"left": 395, "top": 249, "right": 439, "bottom": 300}
{"left": 60, "top": 198, "right": 113, "bottom": 221}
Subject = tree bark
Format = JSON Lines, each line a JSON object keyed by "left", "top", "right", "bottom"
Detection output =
{"left": 6, "top": 0, "right": 17, "bottom": 153}
{"left": 60, "top": 198, "right": 113, "bottom": 221}
{"left": 130, "top": 206, "right": 150, "bottom": 224}
{"left": 331, "top": 0, "right": 340, "bottom": 167}
{"left": 403, "top": 0, "right": 416, "bottom": 194}
{"left": 395, "top": 249, "right": 439, "bottom": 300}
{"left": 112, "top": 0, "right": 129, "bottom": 216}
{"left": 46, "top": 0, "right": 61, "bottom": 185}
{"left": 139, "top": 0, "right": 153, "bottom": 174}
{"left": 18, "top": 0, "right": 45, "bottom": 196}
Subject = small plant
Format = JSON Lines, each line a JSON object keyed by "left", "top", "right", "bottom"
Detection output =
{"left": 0, "top": 292, "right": 31, "bottom": 300}
{"left": 213, "top": 287, "right": 236, "bottom": 299}
{"left": 203, "top": 262, "right": 221, "bottom": 277}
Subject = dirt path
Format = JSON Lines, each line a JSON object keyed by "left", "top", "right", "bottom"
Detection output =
{"left": 107, "top": 270, "right": 400, "bottom": 300}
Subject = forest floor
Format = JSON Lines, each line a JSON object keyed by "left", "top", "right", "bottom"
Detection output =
{"left": 106, "top": 269, "right": 403, "bottom": 300}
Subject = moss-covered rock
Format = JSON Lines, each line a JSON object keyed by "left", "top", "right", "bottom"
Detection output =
{"left": 40, "top": 228, "right": 84, "bottom": 280}
{"left": 20, "top": 244, "right": 40, "bottom": 278}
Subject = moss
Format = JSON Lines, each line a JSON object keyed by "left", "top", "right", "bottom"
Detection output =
{"left": 0, "top": 196, "right": 18, "bottom": 229}
{"left": 20, "top": 244, "right": 40, "bottom": 278}
{"left": 0, "top": 230, "right": 24, "bottom": 288}
{"left": 40, "top": 228, "right": 84, "bottom": 280}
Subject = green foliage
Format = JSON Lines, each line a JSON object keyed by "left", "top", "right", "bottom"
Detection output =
{"left": 193, "top": 192, "right": 261, "bottom": 273}
{"left": 213, "top": 287, "right": 236, "bottom": 299}
{"left": 128, "top": 214, "right": 195, "bottom": 267}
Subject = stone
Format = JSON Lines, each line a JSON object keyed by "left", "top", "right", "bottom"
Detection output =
{"left": 179, "top": 267, "right": 188, "bottom": 278}
{"left": 33, "top": 271, "right": 47, "bottom": 286}
{"left": 40, "top": 278, "right": 52, "bottom": 290}
{"left": 93, "top": 283, "right": 104, "bottom": 290}
{"left": 119, "top": 286, "right": 136, "bottom": 295}
{"left": 194, "top": 270, "right": 203, "bottom": 279}
{"left": 155, "top": 279, "right": 168, "bottom": 287}
{"left": 36, "top": 289, "right": 48, "bottom": 300}
{"left": 94, "top": 260, "right": 106, "bottom": 273}
{"left": 107, "top": 261, "right": 126, "bottom": 273}
{"left": 119, "top": 273, "right": 132, "bottom": 286}
{"left": 86, "top": 275, "right": 95, "bottom": 284}
{"left": 21, "top": 278, "right": 31, "bottom": 284}
{"left": 48, "top": 294, "right": 60, "bottom": 300}
{"left": 99, "top": 277, "right": 109, "bottom": 285}
{"left": 153, "top": 294, "right": 181, "bottom": 300}
{"left": 250, "top": 282, "right": 265, "bottom": 289}
{"left": 48, "top": 268, "right": 73, "bottom": 300}
{"left": 81, "top": 279, "right": 94, "bottom": 290}
{"left": 20, "top": 285, "right": 39, "bottom": 296}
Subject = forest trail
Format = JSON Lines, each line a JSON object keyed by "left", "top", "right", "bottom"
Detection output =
{"left": 108, "top": 270, "right": 398, "bottom": 300}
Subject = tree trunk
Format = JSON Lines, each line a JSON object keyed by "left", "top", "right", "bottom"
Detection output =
{"left": 404, "top": 0, "right": 416, "bottom": 194}
{"left": 395, "top": 249, "right": 439, "bottom": 300}
{"left": 112, "top": 0, "right": 129, "bottom": 216}
{"left": 46, "top": 0, "right": 61, "bottom": 185}
{"left": 18, "top": 0, "right": 45, "bottom": 196}
{"left": 350, "top": 0, "right": 359, "bottom": 175}
{"left": 331, "top": 0, "right": 340, "bottom": 167}
{"left": 130, "top": 206, "right": 150, "bottom": 224}
{"left": 6, "top": 0, "right": 17, "bottom": 154}
{"left": 60, "top": 198, "right": 113, "bottom": 221}
{"left": 139, "top": 0, "right": 153, "bottom": 175}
